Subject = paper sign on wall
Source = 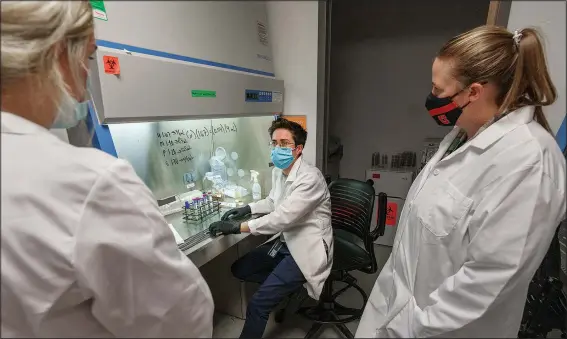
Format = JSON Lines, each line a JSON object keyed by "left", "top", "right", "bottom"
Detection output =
{"left": 283, "top": 115, "right": 307, "bottom": 131}
{"left": 377, "top": 201, "right": 398, "bottom": 226}
{"left": 103, "top": 56, "right": 120, "bottom": 75}
{"left": 90, "top": 0, "right": 108, "bottom": 21}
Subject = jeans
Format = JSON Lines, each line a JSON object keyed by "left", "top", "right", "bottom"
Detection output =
{"left": 231, "top": 242, "right": 306, "bottom": 339}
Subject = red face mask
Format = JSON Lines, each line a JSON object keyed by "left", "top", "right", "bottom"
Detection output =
{"left": 424, "top": 89, "right": 470, "bottom": 126}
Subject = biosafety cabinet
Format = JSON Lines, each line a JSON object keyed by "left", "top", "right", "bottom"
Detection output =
{"left": 85, "top": 1, "right": 284, "bottom": 199}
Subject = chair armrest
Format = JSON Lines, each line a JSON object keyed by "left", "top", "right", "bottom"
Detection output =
{"left": 370, "top": 192, "right": 387, "bottom": 241}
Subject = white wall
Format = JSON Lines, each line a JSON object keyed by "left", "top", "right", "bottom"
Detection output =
{"left": 266, "top": 1, "right": 319, "bottom": 165}
{"left": 329, "top": 1, "right": 489, "bottom": 181}
{"left": 330, "top": 37, "right": 454, "bottom": 180}
{"left": 507, "top": 1, "right": 566, "bottom": 135}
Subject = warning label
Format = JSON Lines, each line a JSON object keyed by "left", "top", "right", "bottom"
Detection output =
{"left": 377, "top": 201, "right": 398, "bottom": 226}
{"left": 103, "top": 55, "right": 120, "bottom": 74}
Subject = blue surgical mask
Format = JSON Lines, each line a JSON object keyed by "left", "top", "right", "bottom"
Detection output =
{"left": 51, "top": 97, "right": 89, "bottom": 129}
{"left": 52, "top": 75, "right": 91, "bottom": 129}
{"left": 271, "top": 147, "right": 295, "bottom": 169}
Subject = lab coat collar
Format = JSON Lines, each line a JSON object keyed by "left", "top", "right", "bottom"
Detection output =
{"left": 436, "top": 127, "right": 463, "bottom": 157}
{"left": 1, "top": 111, "right": 48, "bottom": 135}
{"left": 468, "top": 106, "right": 535, "bottom": 151}
{"left": 285, "top": 156, "right": 304, "bottom": 183}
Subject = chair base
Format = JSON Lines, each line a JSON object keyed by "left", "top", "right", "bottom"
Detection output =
{"left": 305, "top": 322, "right": 354, "bottom": 339}
{"left": 297, "top": 272, "right": 367, "bottom": 339}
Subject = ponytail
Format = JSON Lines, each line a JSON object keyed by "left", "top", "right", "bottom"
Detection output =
{"left": 499, "top": 28, "right": 556, "bottom": 133}
{"left": 438, "top": 26, "right": 557, "bottom": 134}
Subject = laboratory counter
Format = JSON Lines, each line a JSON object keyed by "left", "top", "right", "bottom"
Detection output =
{"left": 164, "top": 199, "right": 268, "bottom": 319}
{"left": 164, "top": 199, "right": 264, "bottom": 268}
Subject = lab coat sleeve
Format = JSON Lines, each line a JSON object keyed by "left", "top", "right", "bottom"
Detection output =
{"left": 248, "top": 170, "right": 276, "bottom": 214}
{"left": 247, "top": 171, "right": 327, "bottom": 235}
{"left": 74, "top": 160, "right": 214, "bottom": 338}
{"left": 387, "top": 165, "right": 565, "bottom": 338}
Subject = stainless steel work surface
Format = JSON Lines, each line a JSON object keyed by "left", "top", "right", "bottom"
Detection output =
{"left": 167, "top": 204, "right": 263, "bottom": 267}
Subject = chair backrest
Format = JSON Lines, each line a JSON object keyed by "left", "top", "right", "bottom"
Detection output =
{"left": 329, "top": 178, "right": 386, "bottom": 274}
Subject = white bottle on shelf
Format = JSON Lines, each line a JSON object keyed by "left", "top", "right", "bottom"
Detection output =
{"left": 250, "top": 170, "right": 261, "bottom": 201}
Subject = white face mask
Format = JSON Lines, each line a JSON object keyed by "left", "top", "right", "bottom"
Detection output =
{"left": 51, "top": 77, "right": 91, "bottom": 129}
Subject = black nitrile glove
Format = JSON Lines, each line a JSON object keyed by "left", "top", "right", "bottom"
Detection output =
{"left": 209, "top": 221, "right": 241, "bottom": 236}
{"left": 221, "top": 205, "right": 251, "bottom": 221}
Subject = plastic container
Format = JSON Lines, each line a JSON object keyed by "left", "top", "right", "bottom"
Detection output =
{"left": 210, "top": 149, "right": 228, "bottom": 182}
{"left": 202, "top": 172, "right": 215, "bottom": 192}
{"left": 222, "top": 184, "right": 249, "bottom": 199}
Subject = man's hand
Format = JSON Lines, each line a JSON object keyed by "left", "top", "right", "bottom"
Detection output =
{"left": 221, "top": 205, "right": 251, "bottom": 221}
{"left": 209, "top": 221, "right": 241, "bottom": 236}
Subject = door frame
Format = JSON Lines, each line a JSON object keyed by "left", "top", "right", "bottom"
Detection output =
{"left": 316, "top": 0, "right": 332, "bottom": 172}
{"left": 486, "top": 0, "right": 512, "bottom": 26}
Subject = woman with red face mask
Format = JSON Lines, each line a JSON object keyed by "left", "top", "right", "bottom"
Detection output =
{"left": 356, "top": 25, "right": 566, "bottom": 338}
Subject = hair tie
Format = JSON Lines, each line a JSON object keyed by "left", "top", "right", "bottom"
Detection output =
{"left": 513, "top": 29, "right": 523, "bottom": 49}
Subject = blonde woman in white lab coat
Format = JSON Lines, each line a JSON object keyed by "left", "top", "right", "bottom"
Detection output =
{"left": 1, "top": 2, "right": 213, "bottom": 337}
{"left": 355, "top": 26, "right": 566, "bottom": 338}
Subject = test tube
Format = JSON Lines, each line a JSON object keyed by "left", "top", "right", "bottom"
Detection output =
{"left": 207, "top": 192, "right": 216, "bottom": 213}
{"left": 202, "top": 194, "right": 209, "bottom": 214}
{"left": 192, "top": 198, "right": 199, "bottom": 219}
{"left": 199, "top": 198, "right": 207, "bottom": 218}
{"left": 199, "top": 198, "right": 205, "bottom": 219}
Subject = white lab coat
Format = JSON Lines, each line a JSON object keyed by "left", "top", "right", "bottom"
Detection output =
{"left": 1, "top": 112, "right": 214, "bottom": 338}
{"left": 355, "top": 106, "right": 566, "bottom": 338}
{"left": 248, "top": 156, "right": 333, "bottom": 300}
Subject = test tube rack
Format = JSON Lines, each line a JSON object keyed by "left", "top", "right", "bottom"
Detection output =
{"left": 182, "top": 200, "right": 221, "bottom": 222}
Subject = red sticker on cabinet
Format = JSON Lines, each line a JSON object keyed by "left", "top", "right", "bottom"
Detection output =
{"left": 103, "top": 55, "right": 120, "bottom": 74}
{"left": 377, "top": 201, "right": 398, "bottom": 226}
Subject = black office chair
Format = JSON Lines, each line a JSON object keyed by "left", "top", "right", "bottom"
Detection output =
{"left": 294, "top": 178, "right": 387, "bottom": 339}
{"left": 518, "top": 221, "right": 567, "bottom": 338}
{"left": 518, "top": 148, "right": 567, "bottom": 338}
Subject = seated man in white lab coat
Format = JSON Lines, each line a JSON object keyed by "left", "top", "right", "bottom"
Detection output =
{"left": 209, "top": 118, "right": 333, "bottom": 338}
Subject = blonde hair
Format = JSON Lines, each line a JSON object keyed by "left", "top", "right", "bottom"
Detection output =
{"left": 1, "top": 1, "right": 94, "bottom": 104}
{"left": 438, "top": 25, "right": 556, "bottom": 132}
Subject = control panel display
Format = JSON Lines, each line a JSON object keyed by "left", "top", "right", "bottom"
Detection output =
{"left": 245, "top": 89, "right": 273, "bottom": 103}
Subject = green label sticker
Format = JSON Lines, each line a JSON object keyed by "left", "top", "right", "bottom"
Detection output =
{"left": 90, "top": 0, "right": 108, "bottom": 21}
{"left": 191, "top": 90, "right": 217, "bottom": 98}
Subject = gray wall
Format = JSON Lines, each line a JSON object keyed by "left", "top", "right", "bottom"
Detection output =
{"left": 507, "top": 1, "right": 566, "bottom": 134}
{"left": 329, "top": 1, "right": 489, "bottom": 181}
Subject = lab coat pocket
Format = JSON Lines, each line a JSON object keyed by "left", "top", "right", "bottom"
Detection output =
{"left": 418, "top": 179, "right": 473, "bottom": 241}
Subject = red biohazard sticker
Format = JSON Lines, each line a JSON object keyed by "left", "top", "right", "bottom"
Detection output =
{"left": 386, "top": 202, "right": 397, "bottom": 226}
{"left": 103, "top": 55, "right": 120, "bottom": 74}
{"left": 377, "top": 201, "right": 398, "bottom": 226}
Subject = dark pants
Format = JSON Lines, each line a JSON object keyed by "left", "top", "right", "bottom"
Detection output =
{"left": 231, "top": 242, "right": 306, "bottom": 339}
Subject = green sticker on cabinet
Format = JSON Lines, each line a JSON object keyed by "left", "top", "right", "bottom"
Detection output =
{"left": 90, "top": 0, "right": 108, "bottom": 21}
{"left": 191, "top": 90, "right": 217, "bottom": 98}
